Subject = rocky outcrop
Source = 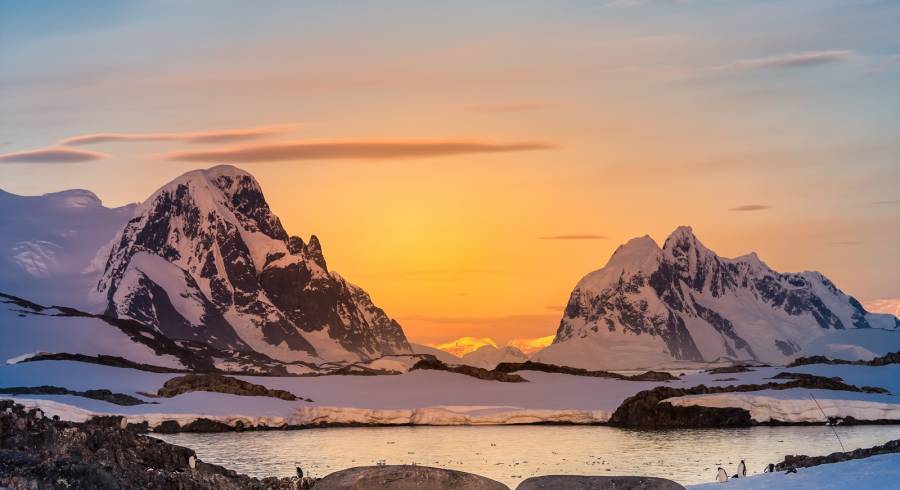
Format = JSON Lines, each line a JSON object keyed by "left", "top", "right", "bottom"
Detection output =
{"left": 0, "top": 386, "right": 146, "bottom": 406}
{"left": 788, "top": 350, "right": 900, "bottom": 368}
{"left": 775, "top": 438, "right": 900, "bottom": 471}
{"left": 410, "top": 358, "right": 527, "bottom": 383}
{"left": 609, "top": 374, "right": 890, "bottom": 428}
{"left": 516, "top": 475, "right": 684, "bottom": 490}
{"left": 493, "top": 361, "right": 677, "bottom": 381}
{"left": 156, "top": 374, "right": 307, "bottom": 401}
{"left": 0, "top": 400, "right": 301, "bottom": 489}
{"left": 314, "top": 465, "right": 509, "bottom": 490}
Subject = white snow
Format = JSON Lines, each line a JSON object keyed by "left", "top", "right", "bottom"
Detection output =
{"left": 688, "top": 453, "right": 900, "bottom": 490}
{"left": 460, "top": 345, "right": 528, "bottom": 369}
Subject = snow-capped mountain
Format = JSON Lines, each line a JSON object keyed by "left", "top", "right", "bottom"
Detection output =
{"left": 0, "top": 188, "right": 135, "bottom": 308}
{"left": 533, "top": 226, "right": 900, "bottom": 370}
{"left": 461, "top": 344, "right": 528, "bottom": 369}
{"left": 864, "top": 298, "right": 900, "bottom": 319}
{"left": 95, "top": 165, "right": 411, "bottom": 363}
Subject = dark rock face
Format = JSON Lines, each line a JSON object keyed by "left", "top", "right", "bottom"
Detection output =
{"left": 493, "top": 361, "right": 678, "bottom": 382}
{"left": 97, "top": 165, "right": 411, "bottom": 362}
{"left": 314, "top": 465, "right": 509, "bottom": 490}
{"left": 547, "top": 226, "right": 897, "bottom": 367}
{"left": 609, "top": 374, "right": 889, "bottom": 428}
{"left": 775, "top": 438, "right": 900, "bottom": 471}
{"left": 788, "top": 350, "right": 900, "bottom": 368}
{"left": 516, "top": 475, "right": 684, "bottom": 490}
{"left": 0, "top": 386, "right": 146, "bottom": 406}
{"left": 0, "top": 400, "right": 300, "bottom": 489}
{"left": 410, "top": 358, "right": 527, "bottom": 383}
{"left": 156, "top": 374, "right": 304, "bottom": 401}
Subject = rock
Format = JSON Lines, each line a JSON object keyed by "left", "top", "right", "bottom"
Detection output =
{"left": 157, "top": 373, "right": 301, "bottom": 400}
{"left": 0, "top": 400, "right": 298, "bottom": 489}
{"left": 492, "top": 361, "right": 678, "bottom": 382}
{"left": 775, "top": 438, "right": 900, "bottom": 470}
{"left": 411, "top": 358, "right": 527, "bottom": 383}
{"left": 314, "top": 465, "right": 509, "bottom": 490}
{"left": 181, "top": 417, "right": 235, "bottom": 433}
{"left": 609, "top": 374, "right": 891, "bottom": 428}
{"left": 516, "top": 475, "right": 684, "bottom": 489}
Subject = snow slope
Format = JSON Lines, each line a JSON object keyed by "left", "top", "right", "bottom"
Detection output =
{"left": 0, "top": 188, "right": 135, "bottom": 309}
{"left": 4, "top": 358, "right": 900, "bottom": 428}
{"left": 534, "top": 227, "right": 899, "bottom": 370}
{"left": 688, "top": 453, "right": 900, "bottom": 490}
{"left": 460, "top": 345, "right": 528, "bottom": 369}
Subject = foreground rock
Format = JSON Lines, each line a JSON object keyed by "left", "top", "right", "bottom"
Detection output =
{"left": 517, "top": 475, "right": 684, "bottom": 489}
{"left": 156, "top": 373, "right": 307, "bottom": 401}
{"left": 0, "top": 400, "right": 304, "bottom": 489}
{"left": 314, "top": 465, "right": 509, "bottom": 490}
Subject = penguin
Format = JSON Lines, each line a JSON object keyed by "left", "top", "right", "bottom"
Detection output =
{"left": 296, "top": 466, "right": 304, "bottom": 478}
{"left": 737, "top": 460, "right": 746, "bottom": 478}
{"left": 716, "top": 467, "right": 728, "bottom": 483}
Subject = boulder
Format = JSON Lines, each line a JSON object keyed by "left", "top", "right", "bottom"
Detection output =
{"left": 516, "top": 475, "right": 684, "bottom": 490}
{"left": 314, "top": 465, "right": 509, "bottom": 490}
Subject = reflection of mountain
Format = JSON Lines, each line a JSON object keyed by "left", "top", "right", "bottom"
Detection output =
{"left": 534, "top": 226, "right": 899, "bottom": 370}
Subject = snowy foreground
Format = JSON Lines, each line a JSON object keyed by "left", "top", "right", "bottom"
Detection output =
{"left": 3, "top": 359, "right": 900, "bottom": 428}
{"left": 688, "top": 453, "right": 900, "bottom": 490}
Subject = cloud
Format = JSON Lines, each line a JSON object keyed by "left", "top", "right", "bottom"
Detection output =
{"left": 721, "top": 50, "right": 852, "bottom": 71}
{"left": 831, "top": 241, "right": 860, "bottom": 245}
{"left": 165, "top": 139, "right": 555, "bottom": 163}
{"left": 507, "top": 335, "right": 555, "bottom": 354}
{"left": 469, "top": 102, "right": 551, "bottom": 113}
{"left": 0, "top": 147, "right": 107, "bottom": 164}
{"left": 604, "top": 0, "right": 688, "bottom": 7}
{"left": 59, "top": 124, "right": 297, "bottom": 146}
{"left": 545, "top": 305, "right": 566, "bottom": 311}
{"left": 539, "top": 234, "right": 607, "bottom": 240}
{"left": 874, "top": 200, "right": 900, "bottom": 205}
{"left": 429, "top": 337, "right": 498, "bottom": 357}
{"left": 729, "top": 205, "right": 772, "bottom": 211}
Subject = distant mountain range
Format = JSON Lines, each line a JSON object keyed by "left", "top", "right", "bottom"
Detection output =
{"left": 1, "top": 170, "right": 897, "bottom": 371}
{"left": 534, "top": 227, "right": 899, "bottom": 370}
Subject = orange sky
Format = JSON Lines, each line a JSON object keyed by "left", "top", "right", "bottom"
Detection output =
{"left": 1, "top": 2, "right": 898, "bottom": 347}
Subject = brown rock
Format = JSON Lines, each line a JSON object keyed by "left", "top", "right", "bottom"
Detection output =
{"left": 314, "top": 465, "right": 509, "bottom": 490}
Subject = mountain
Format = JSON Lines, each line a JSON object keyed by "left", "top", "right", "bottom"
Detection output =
{"left": 533, "top": 226, "right": 900, "bottom": 370}
{"left": 461, "top": 344, "right": 528, "bottom": 369}
{"left": 410, "top": 343, "right": 464, "bottom": 365}
{"left": 0, "top": 188, "right": 135, "bottom": 309}
{"left": 95, "top": 165, "right": 411, "bottom": 363}
{"left": 863, "top": 298, "right": 900, "bottom": 319}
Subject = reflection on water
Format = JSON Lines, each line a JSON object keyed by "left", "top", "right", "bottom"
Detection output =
{"left": 154, "top": 425, "right": 900, "bottom": 487}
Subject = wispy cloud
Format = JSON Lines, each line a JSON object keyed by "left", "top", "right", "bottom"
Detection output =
{"left": 545, "top": 305, "right": 566, "bottom": 311}
{"left": 0, "top": 147, "right": 107, "bottom": 164}
{"left": 874, "top": 200, "right": 900, "bottom": 205}
{"left": 60, "top": 124, "right": 297, "bottom": 146}
{"left": 729, "top": 204, "right": 772, "bottom": 211}
{"left": 720, "top": 50, "right": 852, "bottom": 71}
{"left": 469, "top": 102, "right": 551, "bottom": 113}
{"left": 165, "top": 139, "right": 555, "bottom": 163}
{"left": 604, "top": 0, "right": 688, "bottom": 7}
{"left": 539, "top": 234, "right": 607, "bottom": 240}
{"left": 831, "top": 241, "right": 860, "bottom": 245}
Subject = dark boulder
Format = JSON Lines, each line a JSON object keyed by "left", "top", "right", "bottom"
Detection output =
{"left": 314, "top": 465, "right": 509, "bottom": 490}
{"left": 516, "top": 475, "right": 684, "bottom": 489}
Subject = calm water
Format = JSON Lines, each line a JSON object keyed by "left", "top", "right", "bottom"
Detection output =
{"left": 154, "top": 425, "right": 900, "bottom": 487}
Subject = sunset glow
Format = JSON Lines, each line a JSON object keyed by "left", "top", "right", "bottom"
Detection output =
{"left": 2, "top": 1, "right": 898, "bottom": 348}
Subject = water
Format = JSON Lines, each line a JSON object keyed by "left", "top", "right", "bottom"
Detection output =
{"left": 154, "top": 425, "right": 900, "bottom": 487}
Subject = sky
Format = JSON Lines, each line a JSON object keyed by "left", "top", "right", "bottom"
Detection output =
{"left": 1, "top": 0, "right": 899, "bottom": 350}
